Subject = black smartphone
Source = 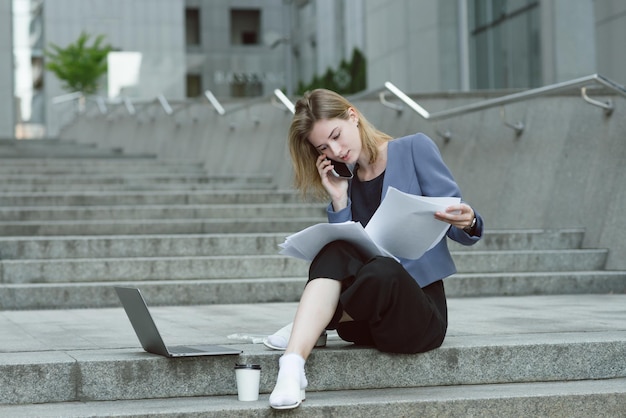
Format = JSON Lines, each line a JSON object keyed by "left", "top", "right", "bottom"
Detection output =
{"left": 327, "top": 159, "right": 353, "bottom": 179}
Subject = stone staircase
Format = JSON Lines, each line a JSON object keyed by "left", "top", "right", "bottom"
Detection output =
{"left": 0, "top": 139, "right": 624, "bottom": 417}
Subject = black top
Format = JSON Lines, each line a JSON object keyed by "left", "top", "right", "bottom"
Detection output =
{"left": 351, "top": 168, "right": 385, "bottom": 227}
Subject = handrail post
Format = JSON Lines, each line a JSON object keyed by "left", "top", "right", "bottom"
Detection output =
{"left": 157, "top": 94, "right": 173, "bottom": 115}
{"left": 274, "top": 89, "right": 295, "bottom": 114}
{"left": 378, "top": 92, "right": 404, "bottom": 114}
{"left": 204, "top": 90, "right": 226, "bottom": 115}
{"left": 95, "top": 96, "right": 108, "bottom": 114}
{"left": 581, "top": 87, "right": 613, "bottom": 116}
{"left": 123, "top": 97, "right": 136, "bottom": 115}
{"left": 499, "top": 107, "right": 524, "bottom": 136}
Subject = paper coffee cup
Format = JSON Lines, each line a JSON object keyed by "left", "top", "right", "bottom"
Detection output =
{"left": 234, "top": 364, "right": 261, "bottom": 401}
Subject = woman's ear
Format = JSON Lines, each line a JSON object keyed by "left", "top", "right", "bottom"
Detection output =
{"left": 348, "top": 107, "right": 358, "bottom": 123}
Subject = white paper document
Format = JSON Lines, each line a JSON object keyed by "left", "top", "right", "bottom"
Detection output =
{"left": 279, "top": 187, "right": 460, "bottom": 261}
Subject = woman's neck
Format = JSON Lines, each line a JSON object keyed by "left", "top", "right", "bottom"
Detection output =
{"left": 357, "top": 142, "right": 388, "bottom": 181}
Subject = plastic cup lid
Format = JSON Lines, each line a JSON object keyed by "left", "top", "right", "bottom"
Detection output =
{"left": 235, "top": 364, "right": 261, "bottom": 370}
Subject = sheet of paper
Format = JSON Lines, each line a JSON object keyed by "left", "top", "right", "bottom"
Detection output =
{"left": 278, "top": 187, "right": 460, "bottom": 262}
{"left": 278, "top": 221, "right": 394, "bottom": 261}
{"left": 364, "top": 187, "right": 460, "bottom": 259}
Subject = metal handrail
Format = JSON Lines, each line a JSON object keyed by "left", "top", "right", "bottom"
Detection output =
{"left": 382, "top": 74, "right": 625, "bottom": 122}
{"left": 55, "top": 74, "right": 624, "bottom": 130}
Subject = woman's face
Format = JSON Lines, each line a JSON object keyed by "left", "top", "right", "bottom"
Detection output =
{"left": 307, "top": 109, "right": 360, "bottom": 164}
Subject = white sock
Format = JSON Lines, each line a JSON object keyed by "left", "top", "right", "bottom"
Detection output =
{"left": 278, "top": 353, "right": 307, "bottom": 388}
{"left": 269, "top": 353, "right": 307, "bottom": 407}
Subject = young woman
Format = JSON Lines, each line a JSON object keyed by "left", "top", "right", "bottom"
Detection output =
{"left": 269, "top": 89, "right": 483, "bottom": 409}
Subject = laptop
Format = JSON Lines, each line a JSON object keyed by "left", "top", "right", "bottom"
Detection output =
{"left": 114, "top": 286, "right": 242, "bottom": 357}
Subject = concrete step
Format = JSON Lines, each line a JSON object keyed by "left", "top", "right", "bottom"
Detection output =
{"left": 1, "top": 271, "right": 624, "bottom": 310}
{"left": 0, "top": 158, "right": 275, "bottom": 191}
{"left": 0, "top": 154, "right": 187, "bottom": 162}
{"left": 0, "top": 138, "right": 90, "bottom": 146}
{"left": 0, "top": 378, "right": 624, "bottom": 417}
{"left": 0, "top": 183, "right": 275, "bottom": 192}
{"left": 0, "top": 233, "right": 288, "bottom": 259}
{"left": 0, "top": 229, "right": 584, "bottom": 260}
{"left": 448, "top": 228, "right": 585, "bottom": 251}
{"left": 0, "top": 151, "right": 133, "bottom": 158}
{"left": 0, "top": 145, "right": 148, "bottom": 158}
{"left": 451, "top": 249, "right": 608, "bottom": 272}
{"left": 0, "top": 140, "right": 154, "bottom": 159}
{"left": 0, "top": 203, "right": 326, "bottom": 222}
{"left": 0, "top": 173, "right": 274, "bottom": 186}
{"left": 0, "top": 177, "right": 275, "bottom": 193}
{"left": 0, "top": 255, "right": 308, "bottom": 284}
{"left": 0, "top": 278, "right": 308, "bottom": 309}
{"left": 0, "top": 294, "right": 623, "bottom": 407}
{"left": 0, "top": 138, "right": 64, "bottom": 144}
{"left": 0, "top": 189, "right": 302, "bottom": 206}
{"left": 0, "top": 164, "right": 208, "bottom": 176}
{"left": 445, "top": 270, "right": 626, "bottom": 297}
{"left": 0, "top": 158, "right": 206, "bottom": 174}
{"left": 0, "top": 250, "right": 609, "bottom": 285}
{"left": 0, "top": 217, "right": 324, "bottom": 236}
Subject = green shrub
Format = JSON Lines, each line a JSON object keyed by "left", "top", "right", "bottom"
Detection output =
{"left": 44, "top": 32, "right": 113, "bottom": 95}
{"left": 297, "top": 48, "right": 367, "bottom": 95}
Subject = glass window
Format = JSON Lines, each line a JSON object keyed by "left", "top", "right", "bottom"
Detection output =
{"left": 186, "top": 74, "right": 202, "bottom": 98}
{"left": 230, "top": 72, "right": 263, "bottom": 98}
{"left": 186, "top": 8, "right": 200, "bottom": 46}
{"left": 230, "top": 9, "right": 261, "bottom": 45}
{"left": 469, "top": 0, "right": 541, "bottom": 89}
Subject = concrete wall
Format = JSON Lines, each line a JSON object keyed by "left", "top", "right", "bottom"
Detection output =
{"left": 540, "top": 0, "right": 597, "bottom": 84}
{"left": 365, "top": 0, "right": 456, "bottom": 92}
{"left": 595, "top": 0, "right": 626, "bottom": 85}
{"left": 60, "top": 90, "right": 626, "bottom": 270}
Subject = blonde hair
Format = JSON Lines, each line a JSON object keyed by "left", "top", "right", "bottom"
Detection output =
{"left": 288, "top": 89, "right": 392, "bottom": 200}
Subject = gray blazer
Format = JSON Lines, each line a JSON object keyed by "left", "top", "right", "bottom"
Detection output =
{"left": 327, "top": 133, "right": 484, "bottom": 288}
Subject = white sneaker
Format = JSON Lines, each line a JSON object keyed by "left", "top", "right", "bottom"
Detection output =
{"left": 263, "top": 322, "right": 327, "bottom": 350}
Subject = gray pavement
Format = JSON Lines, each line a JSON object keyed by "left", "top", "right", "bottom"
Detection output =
{"left": 2, "top": 293, "right": 624, "bottom": 354}
{"left": 2, "top": 292, "right": 625, "bottom": 416}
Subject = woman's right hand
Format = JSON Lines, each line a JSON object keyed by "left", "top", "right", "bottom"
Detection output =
{"left": 316, "top": 155, "right": 349, "bottom": 211}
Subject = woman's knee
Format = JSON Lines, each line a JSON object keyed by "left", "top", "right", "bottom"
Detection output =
{"left": 309, "top": 241, "right": 369, "bottom": 282}
{"left": 357, "top": 256, "right": 416, "bottom": 290}
{"left": 315, "top": 240, "right": 365, "bottom": 262}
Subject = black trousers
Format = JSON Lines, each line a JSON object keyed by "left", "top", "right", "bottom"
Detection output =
{"left": 308, "top": 240, "right": 448, "bottom": 354}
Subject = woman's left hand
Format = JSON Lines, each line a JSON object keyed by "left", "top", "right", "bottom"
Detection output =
{"left": 434, "top": 203, "right": 475, "bottom": 229}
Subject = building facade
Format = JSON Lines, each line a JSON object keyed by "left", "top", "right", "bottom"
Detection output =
{"left": 1, "top": 0, "right": 624, "bottom": 138}
{"left": 183, "top": 0, "right": 365, "bottom": 98}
